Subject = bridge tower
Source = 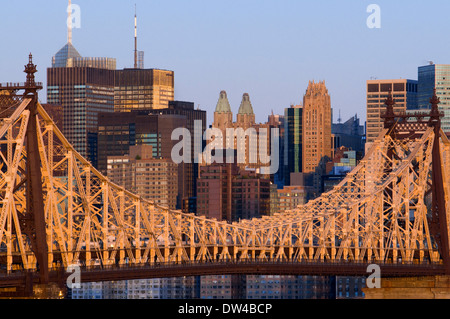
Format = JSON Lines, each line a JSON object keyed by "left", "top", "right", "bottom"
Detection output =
{"left": 382, "top": 88, "right": 450, "bottom": 274}
{"left": 22, "top": 54, "right": 49, "bottom": 286}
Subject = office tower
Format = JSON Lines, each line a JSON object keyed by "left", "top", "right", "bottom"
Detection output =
{"left": 196, "top": 155, "right": 270, "bottom": 222}
{"left": 99, "top": 101, "right": 206, "bottom": 209}
{"left": 97, "top": 112, "right": 186, "bottom": 172}
{"left": 283, "top": 105, "right": 303, "bottom": 186}
{"left": 418, "top": 63, "right": 450, "bottom": 132}
{"left": 302, "top": 81, "right": 332, "bottom": 174}
{"left": 114, "top": 68, "right": 174, "bottom": 111}
{"left": 146, "top": 101, "right": 207, "bottom": 206}
{"left": 97, "top": 112, "right": 187, "bottom": 208}
{"left": 366, "top": 79, "right": 418, "bottom": 144}
{"left": 107, "top": 145, "right": 178, "bottom": 209}
{"left": 47, "top": 4, "right": 116, "bottom": 166}
{"left": 47, "top": 67, "right": 115, "bottom": 166}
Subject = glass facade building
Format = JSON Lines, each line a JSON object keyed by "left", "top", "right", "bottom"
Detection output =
{"left": 51, "top": 43, "right": 82, "bottom": 68}
{"left": 48, "top": 41, "right": 117, "bottom": 166}
{"left": 47, "top": 67, "right": 115, "bottom": 166}
{"left": 283, "top": 105, "right": 303, "bottom": 186}
{"left": 418, "top": 64, "right": 450, "bottom": 132}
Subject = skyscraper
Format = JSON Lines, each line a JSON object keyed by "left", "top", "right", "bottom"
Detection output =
{"left": 114, "top": 68, "right": 175, "bottom": 111}
{"left": 302, "top": 81, "right": 332, "bottom": 174}
{"left": 283, "top": 105, "right": 303, "bottom": 186}
{"left": 366, "top": 79, "right": 418, "bottom": 144}
{"left": 47, "top": 2, "right": 117, "bottom": 166}
{"left": 145, "top": 101, "right": 207, "bottom": 205}
{"left": 97, "top": 111, "right": 188, "bottom": 208}
{"left": 418, "top": 64, "right": 450, "bottom": 132}
{"left": 47, "top": 66, "right": 115, "bottom": 166}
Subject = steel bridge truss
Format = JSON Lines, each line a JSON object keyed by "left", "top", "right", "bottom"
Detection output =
{"left": 0, "top": 57, "right": 449, "bottom": 285}
{"left": 0, "top": 99, "right": 449, "bottom": 278}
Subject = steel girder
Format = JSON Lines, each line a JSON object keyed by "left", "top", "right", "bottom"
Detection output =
{"left": 0, "top": 102, "right": 448, "bottom": 275}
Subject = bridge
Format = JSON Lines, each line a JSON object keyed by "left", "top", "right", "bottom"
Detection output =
{"left": 0, "top": 55, "right": 450, "bottom": 298}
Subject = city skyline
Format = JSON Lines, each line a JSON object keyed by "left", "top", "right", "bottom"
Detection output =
{"left": 2, "top": 1, "right": 450, "bottom": 125}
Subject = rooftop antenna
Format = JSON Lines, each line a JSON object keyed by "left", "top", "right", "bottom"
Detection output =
{"left": 338, "top": 109, "right": 342, "bottom": 124}
{"left": 134, "top": 4, "right": 138, "bottom": 68}
{"left": 68, "top": 0, "right": 72, "bottom": 44}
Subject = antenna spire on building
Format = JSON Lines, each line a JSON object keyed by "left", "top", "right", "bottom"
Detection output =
{"left": 134, "top": 4, "right": 138, "bottom": 68}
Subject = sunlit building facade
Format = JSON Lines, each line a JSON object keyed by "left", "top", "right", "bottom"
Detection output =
{"left": 366, "top": 79, "right": 418, "bottom": 144}
{"left": 114, "top": 68, "right": 175, "bottom": 111}
{"left": 418, "top": 64, "right": 450, "bottom": 132}
{"left": 47, "top": 66, "right": 115, "bottom": 166}
{"left": 302, "top": 81, "right": 333, "bottom": 174}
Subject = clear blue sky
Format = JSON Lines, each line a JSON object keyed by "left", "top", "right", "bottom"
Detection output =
{"left": 1, "top": 0, "right": 450, "bottom": 125}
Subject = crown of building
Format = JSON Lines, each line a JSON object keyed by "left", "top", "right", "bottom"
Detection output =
{"left": 214, "top": 91, "right": 255, "bottom": 115}
{"left": 305, "top": 80, "right": 329, "bottom": 96}
{"left": 215, "top": 90, "right": 232, "bottom": 113}
{"left": 238, "top": 93, "right": 254, "bottom": 115}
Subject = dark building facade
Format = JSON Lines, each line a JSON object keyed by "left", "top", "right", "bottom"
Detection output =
{"left": 283, "top": 105, "right": 303, "bottom": 186}
{"left": 97, "top": 111, "right": 191, "bottom": 209}
{"left": 47, "top": 67, "right": 115, "bottom": 166}
{"left": 146, "top": 101, "right": 207, "bottom": 201}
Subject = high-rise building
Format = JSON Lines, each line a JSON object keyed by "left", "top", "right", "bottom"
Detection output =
{"left": 418, "top": 64, "right": 450, "bottom": 132}
{"left": 47, "top": 6, "right": 117, "bottom": 166}
{"left": 97, "top": 111, "right": 188, "bottom": 208}
{"left": 283, "top": 105, "right": 303, "bottom": 186}
{"left": 302, "top": 81, "right": 332, "bottom": 174}
{"left": 366, "top": 79, "right": 418, "bottom": 144}
{"left": 114, "top": 68, "right": 175, "bottom": 111}
{"left": 107, "top": 145, "right": 179, "bottom": 209}
{"left": 47, "top": 66, "right": 115, "bottom": 166}
{"left": 145, "top": 101, "right": 207, "bottom": 203}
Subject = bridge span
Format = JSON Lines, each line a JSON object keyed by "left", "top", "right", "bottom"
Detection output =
{"left": 1, "top": 55, "right": 450, "bottom": 298}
